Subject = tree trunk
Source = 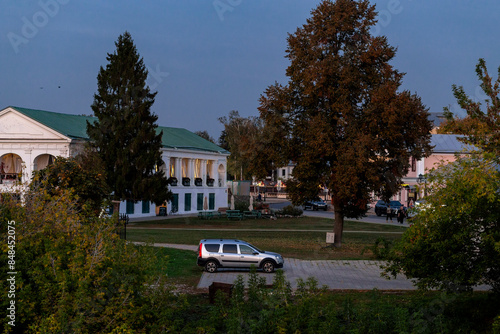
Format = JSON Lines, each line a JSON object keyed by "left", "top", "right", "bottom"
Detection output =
{"left": 333, "top": 210, "right": 344, "bottom": 247}
{"left": 332, "top": 199, "right": 344, "bottom": 247}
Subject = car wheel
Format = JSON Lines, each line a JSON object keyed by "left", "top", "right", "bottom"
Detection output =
{"left": 375, "top": 209, "right": 382, "bottom": 217}
{"left": 205, "top": 260, "right": 218, "bottom": 273}
{"left": 262, "top": 261, "right": 275, "bottom": 273}
{"left": 323, "top": 207, "right": 327, "bottom": 211}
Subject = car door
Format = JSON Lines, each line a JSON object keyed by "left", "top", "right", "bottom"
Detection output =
{"left": 238, "top": 244, "right": 261, "bottom": 268}
{"left": 220, "top": 244, "right": 241, "bottom": 268}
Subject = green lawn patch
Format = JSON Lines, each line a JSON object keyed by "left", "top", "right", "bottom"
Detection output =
{"left": 128, "top": 219, "right": 403, "bottom": 260}
{"left": 142, "top": 245, "right": 200, "bottom": 286}
{"left": 130, "top": 215, "right": 406, "bottom": 232}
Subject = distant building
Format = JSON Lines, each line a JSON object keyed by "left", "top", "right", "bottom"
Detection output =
{"left": 277, "top": 162, "right": 295, "bottom": 181}
{"left": 0, "top": 106, "right": 229, "bottom": 217}
{"left": 397, "top": 134, "right": 470, "bottom": 206}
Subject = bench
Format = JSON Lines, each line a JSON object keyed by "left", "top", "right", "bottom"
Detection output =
{"left": 198, "top": 211, "right": 214, "bottom": 220}
{"left": 198, "top": 211, "right": 222, "bottom": 220}
{"left": 244, "top": 210, "right": 261, "bottom": 219}
{"left": 226, "top": 210, "right": 244, "bottom": 220}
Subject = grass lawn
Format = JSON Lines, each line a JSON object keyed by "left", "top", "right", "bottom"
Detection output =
{"left": 129, "top": 215, "right": 407, "bottom": 232}
{"left": 128, "top": 216, "right": 406, "bottom": 260}
{"left": 146, "top": 246, "right": 200, "bottom": 287}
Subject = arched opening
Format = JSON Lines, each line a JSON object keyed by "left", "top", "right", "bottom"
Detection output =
{"left": 0, "top": 153, "right": 24, "bottom": 184}
{"left": 34, "top": 154, "right": 56, "bottom": 171}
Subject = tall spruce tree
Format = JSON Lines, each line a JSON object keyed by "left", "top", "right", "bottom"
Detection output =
{"left": 259, "top": 0, "right": 433, "bottom": 247}
{"left": 87, "top": 32, "right": 171, "bottom": 205}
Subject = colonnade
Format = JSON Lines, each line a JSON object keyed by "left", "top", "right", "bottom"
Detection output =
{"left": 162, "top": 157, "right": 226, "bottom": 188}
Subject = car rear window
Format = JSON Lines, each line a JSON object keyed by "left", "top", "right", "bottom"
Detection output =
{"left": 204, "top": 244, "right": 220, "bottom": 252}
{"left": 223, "top": 244, "right": 238, "bottom": 254}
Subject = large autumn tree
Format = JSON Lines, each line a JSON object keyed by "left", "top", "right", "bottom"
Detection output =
{"left": 258, "top": 0, "right": 432, "bottom": 247}
{"left": 87, "top": 32, "right": 171, "bottom": 205}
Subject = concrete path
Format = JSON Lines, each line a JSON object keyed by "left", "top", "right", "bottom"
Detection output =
{"left": 197, "top": 258, "right": 417, "bottom": 290}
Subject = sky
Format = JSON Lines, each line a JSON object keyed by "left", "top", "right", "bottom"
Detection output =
{"left": 2, "top": 0, "right": 500, "bottom": 140}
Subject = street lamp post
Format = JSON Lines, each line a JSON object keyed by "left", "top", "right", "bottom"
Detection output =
{"left": 417, "top": 173, "right": 427, "bottom": 198}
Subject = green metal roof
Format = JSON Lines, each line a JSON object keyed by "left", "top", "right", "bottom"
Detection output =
{"left": 10, "top": 106, "right": 229, "bottom": 154}
{"left": 12, "top": 106, "right": 96, "bottom": 139}
{"left": 158, "top": 126, "right": 229, "bottom": 153}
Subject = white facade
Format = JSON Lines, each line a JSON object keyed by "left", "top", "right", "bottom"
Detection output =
{"left": 155, "top": 149, "right": 228, "bottom": 217}
{"left": 0, "top": 106, "right": 228, "bottom": 217}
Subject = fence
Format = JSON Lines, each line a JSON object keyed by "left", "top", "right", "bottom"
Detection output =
{"left": 116, "top": 213, "right": 128, "bottom": 240}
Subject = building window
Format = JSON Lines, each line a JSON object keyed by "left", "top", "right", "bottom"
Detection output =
{"left": 142, "top": 200, "right": 150, "bottom": 214}
{"left": 197, "top": 193, "right": 204, "bottom": 211}
{"left": 282, "top": 169, "right": 286, "bottom": 177}
{"left": 126, "top": 200, "right": 134, "bottom": 214}
{"left": 184, "top": 193, "right": 192, "bottom": 212}
{"left": 411, "top": 157, "right": 416, "bottom": 172}
{"left": 209, "top": 193, "right": 215, "bottom": 210}
{"left": 171, "top": 194, "right": 179, "bottom": 213}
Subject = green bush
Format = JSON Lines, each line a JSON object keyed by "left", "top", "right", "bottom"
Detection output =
{"left": 361, "top": 237, "right": 393, "bottom": 259}
{"left": 206, "top": 271, "right": 500, "bottom": 333}
{"left": 276, "top": 205, "right": 303, "bottom": 217}
{"left": 0, "top": 178, "right": 176, "bottom": 333}
{"left": 234, "top": 199, "right": 250, "bottom": 212}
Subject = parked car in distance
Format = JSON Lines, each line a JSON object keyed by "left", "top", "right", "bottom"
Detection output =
{"left": 407, "top": 200, "right": 445, "bottom": 220}
{"left": 197, "top": 239, "right": 284, "bottom": 273}
{"left": 303, "top": 197, "right": 328, "bottom": 211}
{"left": 374, "top": 200, "right": 403, "bottom": 216}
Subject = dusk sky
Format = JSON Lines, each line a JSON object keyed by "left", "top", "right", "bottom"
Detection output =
{"left": 2, "top": 0, "right": 500, "bottom": 139}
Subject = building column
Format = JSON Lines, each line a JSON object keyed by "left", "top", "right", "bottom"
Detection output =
{"left": 162, "top": 156, "right": 170, "bottom": 177}
{"left": 189, "top": 158, "right": 195, "bottom": 186}
{"left": 175, "top": 158, "right": 182, "bottom": 180}
{"left": 210, "top": 160, "right": 216, "bottom": 186}
{"left": 201, "top": 159, "right": 207, "bottom": 186}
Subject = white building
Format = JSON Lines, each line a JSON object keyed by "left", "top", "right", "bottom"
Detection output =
{"left": 0, "top": 106, "right": 229, "bottom": 217}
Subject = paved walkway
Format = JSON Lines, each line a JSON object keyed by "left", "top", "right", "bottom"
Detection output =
{"left": 197, "top": 258, "right": 417, "bottom": 290}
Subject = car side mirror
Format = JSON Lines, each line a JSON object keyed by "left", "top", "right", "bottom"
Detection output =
{"left": 253, "top": 252, "right": 259, "bottom": 255}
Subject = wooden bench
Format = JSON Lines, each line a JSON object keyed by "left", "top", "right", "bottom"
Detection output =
{"left": 244, "top": 210, "right": 260, "bottom": 219}
{"left": 198, "top": 211, "right": 214, "bottom": 220}
{"left": 226, "top": 210, "right": 244, "bottom": 220}
{"left": 198, "top": 211, "right": 223, "bottom": 219}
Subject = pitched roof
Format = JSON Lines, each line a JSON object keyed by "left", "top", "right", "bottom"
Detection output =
{"left": 158, "top": 126, "right": 228, "bottom": 153}
{"left": 430, "top": 134, "right": 473, "bottom": 153}
{"left": 10, "top": 106, "right": 229, "bottom": 154}
{"left": 13, "top": 106, "right": 95, "bottom": 139}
